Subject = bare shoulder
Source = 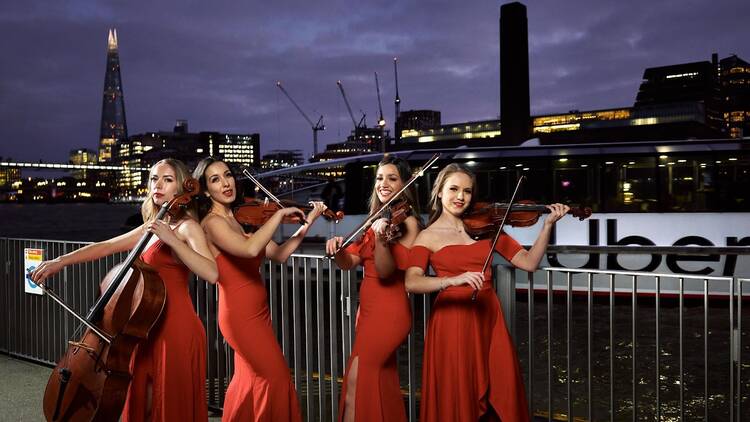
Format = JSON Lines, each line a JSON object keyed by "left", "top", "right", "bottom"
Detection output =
{"left": 201, "top": 213, "right": 230, "bottom": 232}
{"left": 176, "top": 218, "right": 204, "bottom": 238}
{"left": 403, "top": 215, "right": 421, "bottom": 234}
{"left": 412, "top": 226, "right": 440, "bottom": 250}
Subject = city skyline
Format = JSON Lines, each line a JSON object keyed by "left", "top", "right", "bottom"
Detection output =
{"left": 1, "top": 0, "right": 748, "bottom": 163}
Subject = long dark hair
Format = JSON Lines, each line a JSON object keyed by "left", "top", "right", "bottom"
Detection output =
{"left": 192, "top": 156, "right": 244, "bottom": 221}
{"left": 367, "top": 155, "right": 423, "bottom": 227}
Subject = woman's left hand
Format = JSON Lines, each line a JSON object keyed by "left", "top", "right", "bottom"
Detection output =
{"left": 147, "top": 219, "right": 180, "bottom": 247}
{"left": 306, "top": 201, "right": 328, "bottom": 223}
{"left": 544, "top": 203, "right": 570, "bottom": 226}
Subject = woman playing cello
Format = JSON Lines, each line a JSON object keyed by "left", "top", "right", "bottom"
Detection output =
{"left": 30, "top": 158, "right": 218, "bottom": 421}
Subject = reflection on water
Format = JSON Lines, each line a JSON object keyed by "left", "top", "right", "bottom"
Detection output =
{"left": 397, "top": 294, "right": 749, "bottom": 420}
{"left": 516, "top": 295, "right": 748, "bottom": 420}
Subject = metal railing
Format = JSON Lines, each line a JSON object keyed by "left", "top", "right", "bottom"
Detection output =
{"left": 515, "top": 268, "right": 749, "bottom": 421}
{"left": 1, "top": 237, "right": 748, "bottom": 421}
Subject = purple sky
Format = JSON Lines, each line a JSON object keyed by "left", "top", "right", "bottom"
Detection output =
{"left": 1, "top": 0, "right": 747, "bottom": 163}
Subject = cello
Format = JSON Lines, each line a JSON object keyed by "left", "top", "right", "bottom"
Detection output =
{"left": 37, "top": 178, "right": 202, "bottom": 421}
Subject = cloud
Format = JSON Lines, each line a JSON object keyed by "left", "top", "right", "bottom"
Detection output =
{"left": 0, "top": 0, "right": 747, "bottom": 163}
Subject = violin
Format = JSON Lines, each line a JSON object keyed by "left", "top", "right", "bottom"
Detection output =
{"left": 233, "top": 198, "right": 344, "bottom": 228}
{"left": 40, "top": 178, "right": 202, "bottom": 421}
{"left": 382, "top": 199, "right": 412, "bottom": 243}
{"left": 463, "top": 200, "right": 592, "bottom": 239}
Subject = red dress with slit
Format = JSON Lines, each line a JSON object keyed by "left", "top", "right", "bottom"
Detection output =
{"left": 338, "top": 228, "right": 411, "bottom": 421}
{"left": 122, "top": 240, "right": 208, "bottom": 422}
{"left": 408, "top": 236, "right": 529, "bottom": 422}
{"left": 216, "top": 248, "right": 301, "bottom": 422}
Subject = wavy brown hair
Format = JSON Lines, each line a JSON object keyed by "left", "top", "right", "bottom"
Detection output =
{"left": 140, "top": 158, "right": 194, "bottom": 223}
{"left": 426, "top": 163, "right": 476, "bottom": 226}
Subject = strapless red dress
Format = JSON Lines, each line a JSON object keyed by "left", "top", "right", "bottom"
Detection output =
{"left": 216, "top": 248, "right": 301, "bottom": 422}
{"left": 408, "top": 236, "right": 529, "bottom": 422}
{"left": 122, "top": 240, "right": 208, "bottom": 422}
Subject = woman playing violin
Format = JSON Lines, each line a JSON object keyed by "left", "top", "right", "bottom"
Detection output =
{"left": 31, "top": 158, "right": 218, "bottom": 422}
{"left": 404, "top": 163, "right": 568, "bottom": 422}
{"left": 193, "top": 157, "right": 327, "bottom": 422}
{"left": 325, "top": 155, "right": 422, "bottom": 422}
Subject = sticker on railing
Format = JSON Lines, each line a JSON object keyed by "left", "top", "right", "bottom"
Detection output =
{"left": 24, "top": 248, "right": 44, "bottom": 295}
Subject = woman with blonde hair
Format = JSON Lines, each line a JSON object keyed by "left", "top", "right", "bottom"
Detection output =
{"left": 405, "top": 163, "right": 568, "bottom": 422}
{"left": 31, "top": 158, "right": 218, "bottom": 422}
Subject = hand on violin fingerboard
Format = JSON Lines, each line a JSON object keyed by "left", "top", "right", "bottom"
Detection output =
{"left": 544, "top": 203, "right": 570, "bottom": 226}
{"left": 305, "top": 201, "right": 328, "bottom": 224}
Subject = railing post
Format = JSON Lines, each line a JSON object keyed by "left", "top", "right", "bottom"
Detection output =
{"left": 327, "top": 258, "right": 340, "bottom": 422}
{"left": 547, "top": 269, "right": 553, "bottom": 422}
{"left": 527, "top": 271, "right": 534, "bottom": 420}
{"left": 495, "top": 265, "right": 515, "bottom": 340}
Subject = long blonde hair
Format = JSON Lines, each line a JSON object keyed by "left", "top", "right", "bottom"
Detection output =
{"left": 427, "top": 163, "right": 476, "bottom": 226}
{"left": 140, "top": 158, "right": 194, "bottom": 223}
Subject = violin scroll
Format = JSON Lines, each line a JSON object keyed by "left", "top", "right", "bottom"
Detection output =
{"left": 165, "top": 177, "right": 202, "bottom": 219}
{"left": 569, "top": 205, "right": 592, "bottom": 221}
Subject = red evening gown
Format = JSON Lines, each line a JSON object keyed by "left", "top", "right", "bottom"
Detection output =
{"left": 337, "top": 228, "right": 412, "bottom": 421}
{"left": 216, "top": 248, "right": 301, "bottom": 422}
{"left": 122, "top": 240, "right": 208, "bottom": 422}
{"left": 408, "top": 236, "right": 529, "bottom": 422}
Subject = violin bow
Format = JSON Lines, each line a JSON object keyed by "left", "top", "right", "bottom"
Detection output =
{"left": 241, "top": 168, "right": 308, "bottom": 225}
{"left": 332, "top": 153, "right": 440, "bottom": 255}
{"left": 472, "top": 175, "right": 525, "bottom": 301}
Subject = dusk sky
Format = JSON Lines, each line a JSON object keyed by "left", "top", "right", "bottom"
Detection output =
{"left": 1, "top": 0, "right": 747, "bottom": 163}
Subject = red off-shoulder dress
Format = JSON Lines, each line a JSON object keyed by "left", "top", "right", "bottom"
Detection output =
{"left": 338, "top": 228, "right": 412, "bottom": 421}
{"left": 408, "top": 236, "right": 529, "bottom": 422}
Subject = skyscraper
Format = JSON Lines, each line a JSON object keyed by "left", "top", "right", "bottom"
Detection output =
{"left": 98, "top": 28, "right": 128, "bottom": 163}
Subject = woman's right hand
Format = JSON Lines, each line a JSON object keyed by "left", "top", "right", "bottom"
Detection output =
{"left": 370, "top": 218, "right": 390, "bottom": 240}
{"left": 29, "top": 258, "right": 65, "bottom": 286}
{"left": 326, "top": 236, "right": 344, "bottom": 256}
{"left": 443, "top": 271, "right": 484, "bottom": 290}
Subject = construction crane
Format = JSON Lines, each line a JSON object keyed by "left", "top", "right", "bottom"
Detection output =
{"left": 276, "top": 81, "right": 325, "bottom": 156}
{"left": 374, "top": 72, "right": 386, "bottom": 128}
{"left": 375, "top": 72, "right": 387, "bottom": 152}
{"left": 393, "top": 57, "right": 401, "bottom": 142}
{"left": 336, "top": 80, "right": 365, "bottom": 130}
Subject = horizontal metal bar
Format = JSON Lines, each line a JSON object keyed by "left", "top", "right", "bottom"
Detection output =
{"left": 546, "top": 245, "right": 750, "bottom": 255}
{"left": 544, "top": 266, "right": 733, "bottom": 282}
